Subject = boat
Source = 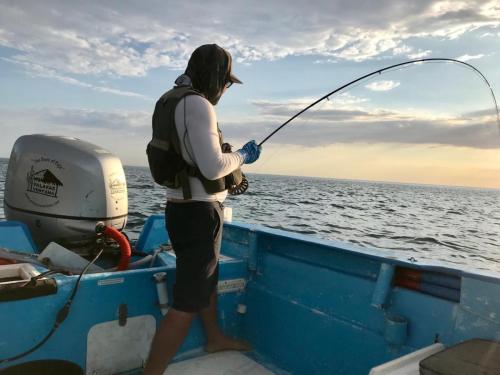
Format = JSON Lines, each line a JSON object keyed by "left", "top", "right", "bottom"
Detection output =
{"left": 0, "top": 135, "right": 499, "bottom": 375}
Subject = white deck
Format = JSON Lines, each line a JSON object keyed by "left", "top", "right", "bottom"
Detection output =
{"left": 165, "top": 351, "right": 275, "bottom": 375}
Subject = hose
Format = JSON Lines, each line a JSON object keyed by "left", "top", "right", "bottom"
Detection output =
{"left": 96, "top": 224, "right": 131, "bottom": 271}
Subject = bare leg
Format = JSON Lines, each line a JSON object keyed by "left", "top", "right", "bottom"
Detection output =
{"left": 200, "top": 290, "right": 251, "bottom": 353}
{"left": 143, "top": 308, "right": 195, "bottom": 375}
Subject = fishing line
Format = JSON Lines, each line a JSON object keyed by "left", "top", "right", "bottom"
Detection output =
{"left": 258, "top": 58, "right": 500, "bottom": 146}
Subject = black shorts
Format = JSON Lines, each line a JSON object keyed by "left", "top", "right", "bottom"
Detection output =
{"left": 166, "top": 201, "right": 223, "bottom": 313}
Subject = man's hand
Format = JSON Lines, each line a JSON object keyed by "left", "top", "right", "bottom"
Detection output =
{"left": 237, "top": 140, "right": 262, "bottom": 164}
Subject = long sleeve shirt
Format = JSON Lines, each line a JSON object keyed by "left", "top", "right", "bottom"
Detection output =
{"left": 165, "top": 94, "right": 244, "bottom": 202}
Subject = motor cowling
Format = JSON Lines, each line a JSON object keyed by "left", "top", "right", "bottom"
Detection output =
{"left": 3, "top": 135, "right": 128, "bottom": 253}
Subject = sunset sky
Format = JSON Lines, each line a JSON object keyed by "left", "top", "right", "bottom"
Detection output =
{"left": 1, "top": 0, "right": 499, "bottom": 188}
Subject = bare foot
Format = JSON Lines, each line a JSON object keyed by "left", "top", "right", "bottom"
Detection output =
{"left": 205, "top": 335, "right": 251, "bottom": 353}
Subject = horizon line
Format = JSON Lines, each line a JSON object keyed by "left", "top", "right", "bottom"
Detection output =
{"left": 1, "top": 157, "right": 498, "bottom": 191}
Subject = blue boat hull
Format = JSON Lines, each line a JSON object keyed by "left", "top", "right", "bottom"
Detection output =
{"left": 0, "top": 216, "right": 499, "bottom": 374}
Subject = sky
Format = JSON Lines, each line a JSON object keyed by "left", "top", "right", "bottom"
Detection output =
{"left": 1, "top": 0, "right": 500, "bottom": 188}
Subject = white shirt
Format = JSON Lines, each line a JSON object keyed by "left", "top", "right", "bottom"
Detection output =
{"left": 165, "top": 94, "right": 244, "bottom": 202}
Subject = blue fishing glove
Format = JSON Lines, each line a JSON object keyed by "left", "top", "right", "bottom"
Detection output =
{"left": 237, "top": 140, "right": 261, "bottom": 164}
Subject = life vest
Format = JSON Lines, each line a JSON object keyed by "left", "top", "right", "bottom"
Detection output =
{"left": 146, "top": 85, "right": 243, "bottom": 199}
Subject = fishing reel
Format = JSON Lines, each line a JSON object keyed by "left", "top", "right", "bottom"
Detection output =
{"left": 222, "top": 142, "right": 249, "bottom": 195}
{"left": 228, "top": 174, "right": 248, "bottom": 195}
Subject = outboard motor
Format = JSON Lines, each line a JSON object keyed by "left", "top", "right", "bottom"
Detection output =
{"left": 3, "top": 135, "right": 128, "bottom": 253}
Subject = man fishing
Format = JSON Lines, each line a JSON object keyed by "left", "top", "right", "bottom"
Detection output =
{"left": 144, "top": 44, "right": 261, "bottom": 374}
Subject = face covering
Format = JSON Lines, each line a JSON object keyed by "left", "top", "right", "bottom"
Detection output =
{"left": 184, "top": 44, "right": 231, "bottom": 105}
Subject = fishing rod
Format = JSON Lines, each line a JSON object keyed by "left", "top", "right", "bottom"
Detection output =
{"left": 258, "top": 58, "right": 500, "bottom": 146}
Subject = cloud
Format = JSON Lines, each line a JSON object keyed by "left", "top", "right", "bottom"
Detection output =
{"left": 365, "top": 80, "right": 401, "bottom": 91}
{"left": 2, "top": 57, "right": 152, "bottom": 100}
{"left": 407, "top": 50, "right": 433, "bottom": 59}
{"left": 456, "top": 53, "right": 485, "bottom": 61}
{"left": 221, "top": 97, "right": 500, "bottom": 149}
{"left": 0, "top": 107, "right": 150, "bottom": 133}
{"left": 226, "top": 116, "right": 500, "bottom": 150}
{"left": 0, "top": 0, "right": 498, "bottom": 81}
{"left": 0, "top": 108, "right": 152, "bottom": 164}
{"left": 1, "top": 102, "right": 498, "bottom": 166}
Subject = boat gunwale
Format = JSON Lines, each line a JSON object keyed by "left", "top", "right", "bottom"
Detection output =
{"left": 224, "top": 221, "right": 500, "bottom": 283}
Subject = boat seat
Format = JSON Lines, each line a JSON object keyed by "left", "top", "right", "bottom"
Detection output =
{"left": 419, "top": 339, "right": 500, "bottom": 375}
{"left": 165, "top": 351, "right": 275, "bottom": 374}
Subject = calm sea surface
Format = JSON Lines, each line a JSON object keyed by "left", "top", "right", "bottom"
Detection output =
{"left": 1, "top": 159, "right": 499, "bottom": 272}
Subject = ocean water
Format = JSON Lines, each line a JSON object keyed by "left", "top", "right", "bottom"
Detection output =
{"left": 1, "top": 159, "right": 500, "bottom": 273}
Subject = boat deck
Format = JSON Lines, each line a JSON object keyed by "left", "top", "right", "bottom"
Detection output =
{"left": 165, "top": 351, "right": 276, "bottom": 375}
